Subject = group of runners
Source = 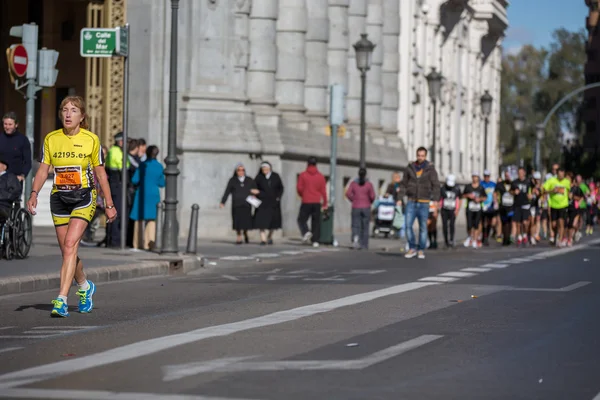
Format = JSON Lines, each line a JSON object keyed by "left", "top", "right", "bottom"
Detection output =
{"left": 429, "top": 164, "right": 598, "bottom": 249}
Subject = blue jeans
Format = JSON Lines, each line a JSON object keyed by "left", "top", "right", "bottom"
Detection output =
{"left": 405, "top": 201, "right": 429, "bottom": 251}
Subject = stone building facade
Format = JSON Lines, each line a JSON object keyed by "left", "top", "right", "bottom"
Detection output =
{"left": 126, "top": 0, "right": 507, "bottom": 238}
{"left": 399, "top": 0, "right": 507, "bottom": 182}
{"left": 127, "top": 0, "right": 409, "bottom": 238}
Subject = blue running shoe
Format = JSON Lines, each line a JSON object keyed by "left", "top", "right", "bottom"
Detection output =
{"left": 77, "top": 280, "right": 96, "bottom": 313}
{"left": 51, "top": 298, "right": 69, "bottom": 318}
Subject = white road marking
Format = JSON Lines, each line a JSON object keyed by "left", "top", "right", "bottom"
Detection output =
{"left": 0, "top": 347, "right": 23, "bottom": 354}
{"left": 31, "top": 326, "right": 98, "bottom": 329}
{"left": 461, "top": 267, "right": 492, "bottom": 273}
{"left": 592, "top": 390, "right": 600, "bottom": 400}
{"left": 0, "top": 327, "right": 15, "bottom": 331}
{"left": 508, "top": 281, "right": 591, "bottom": 292}
{"left": 219, "top": 256, "right": 253, "bottom": 261}
{"left": 418, "top": 276, "right": 459, "bottom": 283}
{"left": 0, "top": 281, "right": 440, "bottom": 389}
{"left": 481, "top": 263, "right": 509, "bottom": 269}
{"left": 279, "top": 251, "right": 304, "bottom": 255}
{"left": 0, "top": 336, "right": 54, "bottom": 339}
{"left": 0, "top": 388, "right": 258, "bottom": 400}
{"left": 22, "top": 331, "right": 76, "bottom": 335}
{"left": 438, "top": 272, "right": 477, "bottom": 278}
{"left": 250, "top": 253, "right": 280, "bottom": 258}
{"left": 221, "top": 275, "right": 239, "bottom": 281}
{"left": 504, "top": 258, "right": 531, "bottom": 264}
{"left": 344, "top": 270, "right": 386, "bottom": 275}
{"left": 303, "top": 249, "right": 324, "bottom": 253}
{"left": 162, "top": 335, "right": 443, "bottom": 381}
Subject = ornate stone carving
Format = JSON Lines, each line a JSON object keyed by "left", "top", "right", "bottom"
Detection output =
{"left": 102, "top": 0, "right": 126, "bottom": 145}
{"left": 85, "top": 2, "right": 105, "bottom": 143}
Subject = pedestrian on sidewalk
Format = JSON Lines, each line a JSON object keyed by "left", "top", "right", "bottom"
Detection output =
{"left": 105, "top": 132, "right": 127, "bottom": 248}
{"left": 297, "top": 156, "right": 328, "bottom": 247}
{"left": 129, "top": 145, "right": 165, "bottom": 250}
{"left": 346, "top": 168, "right": 375, "bottom": 249}
{"left": 220, "top": 162, "right": 259, "bottom": 244}
{"left": 399, "top": 147, "right": 440, "bottom": 259}
{"left": 1, "top": 112, "right": 31, "bottom": 185}
{"left": 253, "top": 161, "right": 284, "bottom": 245}
{"left": 26, "top": 96, "right": 117, "bottom": 317}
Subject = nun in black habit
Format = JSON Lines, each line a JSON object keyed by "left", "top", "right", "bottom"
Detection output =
{"left": 253, "top": 161, "right": 284, "bottom": 245}
{"left": 220, "top": 162, "right": 259, "bottom": 244}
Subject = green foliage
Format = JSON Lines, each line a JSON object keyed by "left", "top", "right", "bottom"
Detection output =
{"left": 500, "top": 28, "right": 587, "bottom": 170}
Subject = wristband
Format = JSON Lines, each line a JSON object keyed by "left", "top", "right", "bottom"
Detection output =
{"left": 106, "top": 205, "right": 115, "bottom": 210}
{"left": 30, "top": 190, "right": 38, "bottom": 197}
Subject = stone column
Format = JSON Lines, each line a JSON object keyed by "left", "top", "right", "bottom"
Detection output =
{"left": 328, "top": 0, "right": 349, "bottom": 89}
{"left": 346, "top": 0, "right": 368, "bottom": 129}
{"left": 381, "top": 0, "right": 399, "bottom": 138}
{"left": 234, "top": 0, "right": 251, "bottom": 99}
{"left": 365, "top": 0, "right": 383, "bottom": 137}
{"left": 276, "top": 0, "right": 308, "bottom": 129}
{"left": 247, "top": 0, "right": 279, "bottom": 126}
{"left": 305, "top": 0, "right": 329, "bottom": 131}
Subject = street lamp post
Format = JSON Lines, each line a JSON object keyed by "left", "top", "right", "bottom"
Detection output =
{"left": 535, "top": 124, "right": 544, "bottom": 172}
{"left": 480, "top": 90, "right": 493, "bottom": 170}
{"left": 426, "top": 68, "right": 443, "bottom": 164}
{"left": 353, "top": 34, "right": 375, "bottom": 168}
{"left": 513, "top": 113, "right": 525, "bottom": 168}
{"left": 162, "top": 0, "right": 181, "bottom": 253}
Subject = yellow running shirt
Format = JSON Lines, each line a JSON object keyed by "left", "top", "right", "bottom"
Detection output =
{"left": 40, "top": 128, "right": 104, "bottom": 193}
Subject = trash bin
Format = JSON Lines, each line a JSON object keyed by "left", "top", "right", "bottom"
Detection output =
{"left": 319, "top": 207, "right": 334, "bottom": 244}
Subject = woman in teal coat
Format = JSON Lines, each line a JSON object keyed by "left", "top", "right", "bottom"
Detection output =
{"left": 129, "top": 145, "right": 165, "bottom": 249}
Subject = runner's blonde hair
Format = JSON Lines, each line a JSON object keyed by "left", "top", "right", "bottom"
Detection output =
{"left": 58, "top": 95, "right": 89, "bottom": 130}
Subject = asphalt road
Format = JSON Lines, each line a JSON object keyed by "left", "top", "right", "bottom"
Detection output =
{"left": 0, "top": 236, "right": 599, "bottom": 399}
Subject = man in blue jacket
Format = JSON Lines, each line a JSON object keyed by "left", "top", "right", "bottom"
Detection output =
{"left": 0, "top": 112, "right": 31, "bottom": 183}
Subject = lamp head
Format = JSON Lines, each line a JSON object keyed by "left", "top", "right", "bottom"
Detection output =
{"left": 353, "top": 34, "right": 376, "bottom": 73}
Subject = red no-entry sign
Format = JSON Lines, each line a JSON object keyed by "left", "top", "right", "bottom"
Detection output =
{"left": 9, "top": 44, "right": 28, "bottom": 78}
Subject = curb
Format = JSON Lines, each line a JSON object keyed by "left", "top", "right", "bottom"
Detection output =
{"left": 0, "top": 255, "right": 204, "bottom": 297}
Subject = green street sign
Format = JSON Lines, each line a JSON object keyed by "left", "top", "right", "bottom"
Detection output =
{"left": 80, "top": 28, "right": 117, "bottom": 57}
{"left": 116, "top": 25, "right": 129, "bottom": 57}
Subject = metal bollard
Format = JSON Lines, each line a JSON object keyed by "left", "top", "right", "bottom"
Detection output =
{"left": 186, "top": 204, "right": 200, "bottom": 254}
{"left": 154, "top": 202, "right": 164, "bottom": 253}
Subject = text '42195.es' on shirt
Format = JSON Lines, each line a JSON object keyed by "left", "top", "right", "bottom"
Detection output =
{"left": 41, "top": 128, "right": 104, "bottom": 194}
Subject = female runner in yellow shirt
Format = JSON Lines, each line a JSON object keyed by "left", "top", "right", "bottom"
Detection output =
{"left": 27, "top": 96, "right": 117, "bottom": 317}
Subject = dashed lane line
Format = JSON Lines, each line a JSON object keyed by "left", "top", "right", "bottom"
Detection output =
{"left": 438, "top": 272, "right": 477, "bottom": 278}
{"left": 461, "top": 267, "right": 492, "bottom": 273}
{"left": 418, "top": 277, "right": 459, "bottom": 283}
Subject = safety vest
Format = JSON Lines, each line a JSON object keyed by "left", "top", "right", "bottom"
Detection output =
{"left": 105, "top": 145, "right": 129, "bottom": 171}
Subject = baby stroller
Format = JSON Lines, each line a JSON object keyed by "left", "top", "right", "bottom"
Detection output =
{"left": 372, "top": 196, "right": 396, "bottom": 238}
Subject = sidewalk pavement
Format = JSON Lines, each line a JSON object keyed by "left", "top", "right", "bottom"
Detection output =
{"left": 0, "top": 219, "right": 469, "bottom": 296}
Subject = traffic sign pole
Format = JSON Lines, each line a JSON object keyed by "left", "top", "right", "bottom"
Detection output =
{"left": 119, "top": 24, "right": 130, "bottom": 251}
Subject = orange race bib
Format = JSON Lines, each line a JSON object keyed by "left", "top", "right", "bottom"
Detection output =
{"left": 54, "top": 166, "right": 83, "bottom": 191}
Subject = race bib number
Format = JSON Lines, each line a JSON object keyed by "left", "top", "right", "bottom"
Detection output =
{"left": 521, "top": 204, "right": 531, "bottom": 210}
{"left": 468, "top": 201, "right": 481, "bottom": 212}
{"left": 530, "top": 207, "right": 537, "bottom": 218}
{"left": 443, "top": 199, "right": 456, "bottom": 210}
{"left": 54, "top": 166, "right": 82, "bottom": 191}
{"left": 501, "top": 192, "right": 514, "bottom": 207}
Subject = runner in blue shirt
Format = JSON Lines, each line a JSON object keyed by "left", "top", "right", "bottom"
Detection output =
{"left": 481, "top": 170, "right": 497, "bottom": 245}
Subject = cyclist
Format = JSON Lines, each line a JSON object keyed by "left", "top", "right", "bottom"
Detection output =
{"left": 26, "top": 96, "right": 117, "bottom": 317}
